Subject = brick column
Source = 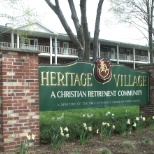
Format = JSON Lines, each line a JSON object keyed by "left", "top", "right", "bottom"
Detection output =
{"left": 139, "top": 65, "right": 154, "bottom": 117}
{"left": 0, "top": 50, "right": 40, "bottom": 151}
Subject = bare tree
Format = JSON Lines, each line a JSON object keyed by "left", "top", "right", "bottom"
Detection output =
{"left": 109, "top": 0, "right": 154, "bottom": 63}
{"left": 45, "top": 0, "right": 104, "bottom": 61}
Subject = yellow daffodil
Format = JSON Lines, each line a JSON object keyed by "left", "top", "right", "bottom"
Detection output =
{"left": 127, "top": 119, "right": 130, "bottom": 125}
{"left": 64, "top": 127, "right": 69, "bottom": 132}
{"left": 27, "top": 134, "right": 31, "bottom": 140}
{"left": 96, "top": 129, "right": 99, "bottom": 134}
{"left": 83, "top": 123, "right": 87, "bottom": 127}
{"left": 102, "top": 122, "right": 106, "bottom": 126}
{"left": 88, "top": 126, "right": 92, "bottom": 131}
{"left": 107, "top": 123, "right": 110, "bottom": 127}
{"left": 32, "top": 134, "right": 35, "bottom": 140}
{"left": 136, "top": 117, "right": 139, "bottom": 121}
{"left": 142, "top": 117, "right": 146, "bottom": 121}
{"left": 133, "top": 122, "right": 136, "bottom": 127}
{"left": 65, "top": 133, "right": 69, "bottom": 138}
{"left": 60, "top": 127, "right": 63, "bottom": 133}
{"left": 60, "top": 132, "right": 64, "bottom": 136}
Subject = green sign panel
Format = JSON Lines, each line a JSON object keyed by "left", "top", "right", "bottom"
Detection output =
{"left": 39, "top": 59, "right": 149, "bottom": 111}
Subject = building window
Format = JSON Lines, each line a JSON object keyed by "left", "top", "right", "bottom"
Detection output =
{"left": 0, "top": 35, "right": 3, "bottom": 42}
{"left": 53, "top": 41, "right": 60, "bottom": 47}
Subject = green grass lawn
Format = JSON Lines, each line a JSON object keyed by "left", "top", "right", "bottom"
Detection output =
{"left": 40, "top": 105, "right": 139, "bottom": 125}
{"left": 40, "top": 105, "right": 140, "bottom": 144}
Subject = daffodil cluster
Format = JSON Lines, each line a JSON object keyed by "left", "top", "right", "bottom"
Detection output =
{"left": 27, "top": 134, "right": 35, "bottom": 141}
{"left": 100, "top": 122, "right": 115, "bottom": 140}
{"left": 83, "top": 123, "right": 92, "bottom": 131}
{"left": 105, "top": 111, "right": 115, "bottom": 123}
{"left": 77, "top": 123, "right": 93, "bottom": 145}
{"left": 133, "top": 115, "right": 146, "bottom": 131}
{"left": 82, "top": 113, "right": 93, "bottom": 118}
{"left": 60, "top": 126, "right": 69, "bottom": 138}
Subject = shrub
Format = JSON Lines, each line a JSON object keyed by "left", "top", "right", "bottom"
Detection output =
{"left": 100, "top": 147, "right": 112, "bottom": 154}
{"left": 122, "top": 140, "right": 135, "bottom": 151}
{"left": 143, "top": 138, "right": 153, "bottom": 145}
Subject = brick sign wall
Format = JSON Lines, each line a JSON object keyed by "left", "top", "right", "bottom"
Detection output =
{"left": 0, "top": 50, "right": 40, "bottom": 151}
{"left": 138, "top": 65, "right": 154, "bottom": 117}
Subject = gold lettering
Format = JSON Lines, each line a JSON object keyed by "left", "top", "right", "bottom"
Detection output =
{"left": 87, "top": 73, "right": 92, "bottom": 86}
{"left": 113, "top": 74, "right": 147, "bottom": 87}
{"left": 65, "top": 72, "right": 68, "bottom": 86}
{"left": 41, "top": 71, "right": 49, "bottom": 86}
{"left": 80, "top": 73, "right": 86, "bottom": 86}
{"left": 143, "top": 76, "right": 147, "bottom": 86}
{"left": 50, "top": 72, "right": 57, "bottom": 86}
{"left": 68, "top": 73, "right": 75, "bottom": 86}
{"left": 57, "top": 72, "right": 65, "bottom": 86}
{"left": 133, "top": 76, "right": 138, "bottom": 86}
{"left": 74, "top": 73, "right": 81, "bottom": 86}
{"left": 113, "top": 74, "right": 120, "bottom": 87}
{"left": 121, "top": 75, "right": 123, "bottom": 86}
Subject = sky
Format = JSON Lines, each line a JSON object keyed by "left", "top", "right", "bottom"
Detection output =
{"left": 0, "top": 0, "right": 148, "bottom": 46}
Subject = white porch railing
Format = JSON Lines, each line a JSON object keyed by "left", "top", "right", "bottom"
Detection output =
{"left": 0, "top": 42, "right": 149, "bottom": 63}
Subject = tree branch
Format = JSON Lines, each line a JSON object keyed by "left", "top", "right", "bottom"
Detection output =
{"left": 45, "top": 0, "right": 83, "bottom": 58}
{"left": 80, "top": 0, "right": 90, "bottom": 60}
{"left": 68, "top": 0, "right": 85, "bottom": 49}
{"left": 93, "top": 0, "right": 104, "bottom": 60}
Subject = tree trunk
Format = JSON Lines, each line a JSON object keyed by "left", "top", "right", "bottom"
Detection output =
{"left": 93, "top": 0, "right": 104, "bottom": 61}
{"left": 148, "top": 0, "right": 154, "bottom": 63}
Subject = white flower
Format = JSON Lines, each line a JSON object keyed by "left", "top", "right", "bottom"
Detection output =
{"left": 102, "top": 122, "right": 106, "bottom": 126}
{"left": 88, "top": 126, "right": 92, "bottom": 131}
{"left": 82, "top": 114, "right": 86, "bottom": 117}
{"left": 142, "top": 117, "right": 146, "bottom": 121}
{"left": 112, "top": 125, "right": 115, "bottom": 129}
{"left": 106, "top": 123, "right": 110, "bottom": 127}
{"left": 112, "top": 114, "right": 114, "bottom": 117}
{"left": 65, "top": 133, "right": 69, "bottom": 138}
{"left": 27, "top": 135, "right": 31, "bottom": 140}
{"left": 152, "top": 116, "right": 154, "bottom": 119}
{"left": 136, "top": 117, "right": 139, "bottom": 121}
{"left": 106, "top": 111, "right": 110, "bottom": 116}
{"left": 96, "top": 129, "right": 99, "bottom": 134}
{"left": 133, "top": 122, "right": 136, "bottom": 127}
{"left": 84, "top": 126, "right": 87, "bottom": 130}
{"left": 83, "top": 123, "right": 87, "bottom": 127}
{"left": 87, "top": 114, "right": 93, "bottom": 118}
{"left": 31, "top": 134, "right": 35, "bottom": 140}
{"left": 127, "top": 119, "right": 130, "bottom": 125}
{"left": 64, "top": 127, "right": 69, "bottom": 132}
{"left": 60, "top": 127, "right": 63, "bottom": 133}
{"left": 60, "top": 132, "right": 64, "bottom": 136}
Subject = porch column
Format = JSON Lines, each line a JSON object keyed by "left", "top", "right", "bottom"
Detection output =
{"left": 98, "top": 42, "right": 100, "bottom": 58}
{"left": 116, "top": 44, "right": 119, "bottom": 64}
{"left": 17, "top": 33, "right": 19, "bottom": 48}
{"left": 11, "top": 30, "right": 14, "bottom": 48}
{"left": 148, "top": 49, "right": 150, "bottom": 63}
{"left": 50, "top": 36, "right": 53, "bottom": 64}
{"left": 54, "top": 37, "right": 57, "bottom": 64}
{"left": 133, "top": 47, "right": 136, "bottom": 69}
